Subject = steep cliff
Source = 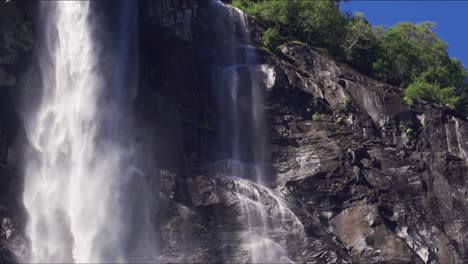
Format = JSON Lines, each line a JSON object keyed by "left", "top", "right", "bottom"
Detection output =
{"left": 138, "top": 2, "right": 468, "bottom": 263}
{"left": 267, "top": 43, "right": 468, "bottom": 263}
{"left": 0, "top": 1, "right": 467, "bottom": 263}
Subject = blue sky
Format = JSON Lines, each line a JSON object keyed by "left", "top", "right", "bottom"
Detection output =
{"left": 340, "top": 1, "right": 468, "bottom": 68}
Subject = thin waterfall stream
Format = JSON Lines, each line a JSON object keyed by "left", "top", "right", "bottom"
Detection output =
{"left": 210, "top": 2, "right": 304, "bottom": 262}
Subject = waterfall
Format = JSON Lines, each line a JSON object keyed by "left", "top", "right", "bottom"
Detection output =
{"left": 230, "top": 178, "right": 305, "bottom": 263}
{"left": 211, "top": 1, "right": 269, "bottom": 184}
{"left": 210, "top": 2, "right": 300, "bottom": 263}
{"left": 22, "top": 2, "right": 156, "bottom": 263}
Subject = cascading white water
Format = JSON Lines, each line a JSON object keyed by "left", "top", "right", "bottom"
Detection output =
{"left": 231, "top": 178, "right": 305, "bottom": 263}
{"left": 22, "top": 2, "right": 156, "bottom": 263}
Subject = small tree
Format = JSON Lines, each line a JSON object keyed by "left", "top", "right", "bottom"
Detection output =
{"left": 343, "top": 12, "right": 382, "bottom": 74}
{"left": 372, "top": 22, "right": 451, "bottom": 87}
{"left": 262, "top": 28, "right": 282, "bottom": 51}
{"left": 404, "top": 79, "right": 459, "bottom": 108}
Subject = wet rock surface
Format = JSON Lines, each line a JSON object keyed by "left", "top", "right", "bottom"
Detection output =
{"left": 0, "top": 1, "right": 467, "bottom": 263}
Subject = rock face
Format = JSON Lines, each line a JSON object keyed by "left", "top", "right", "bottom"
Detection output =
{"left": 1, "top": 1, "right": 467, "bottom": 263}
{"left": 139, "top": 2, "right": 468, "bottom": 262}
{"left": 0, "top": 2, "right": 33, "bottom": 263}
{"left": 267, "top": 43, "right": 468, "bottom": 263}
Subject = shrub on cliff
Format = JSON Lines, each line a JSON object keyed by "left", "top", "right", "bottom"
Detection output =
{"left": 262, "top": 28, "right": 282, "bottom": 51}
{"left": 373, "top": 22, "right": 467, "bottom": 111}
{"left": 232, "top": 0, "right": 346, "bottom": 56}
{"left": 404, "top": 79, "right": 460, "bottom": 108}
{"left": 372, "top": 22, "right": 464, "bottom": 88}
{"left": 343, "top": 12, "right": 383, "bottom": 74}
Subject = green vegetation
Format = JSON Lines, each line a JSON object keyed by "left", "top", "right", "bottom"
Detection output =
{"left": 374, "top": 23, "right": 462, "bottom": 82}
{"left": 312, "top": 112, "right": 321, "bottom": 122}
{"left": 344, "top": 12, "right": 383, "bottom": 74}
{"left": 233, "top": 0, "right": 346, "bottom": 56}
{"left": 232, "top": 0, "right": 468, "bottom": 114}
{"left": 405, "top": 128, "right": 414, "bottom": 137}
{"left": 399, "top": 125, "right": 414, "bottom": 138}
{"left": 404, "top": 79, "right": 460, "bottom": 107}
{"left": 262, "top": 28, "right": 282, "bottom": 51}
